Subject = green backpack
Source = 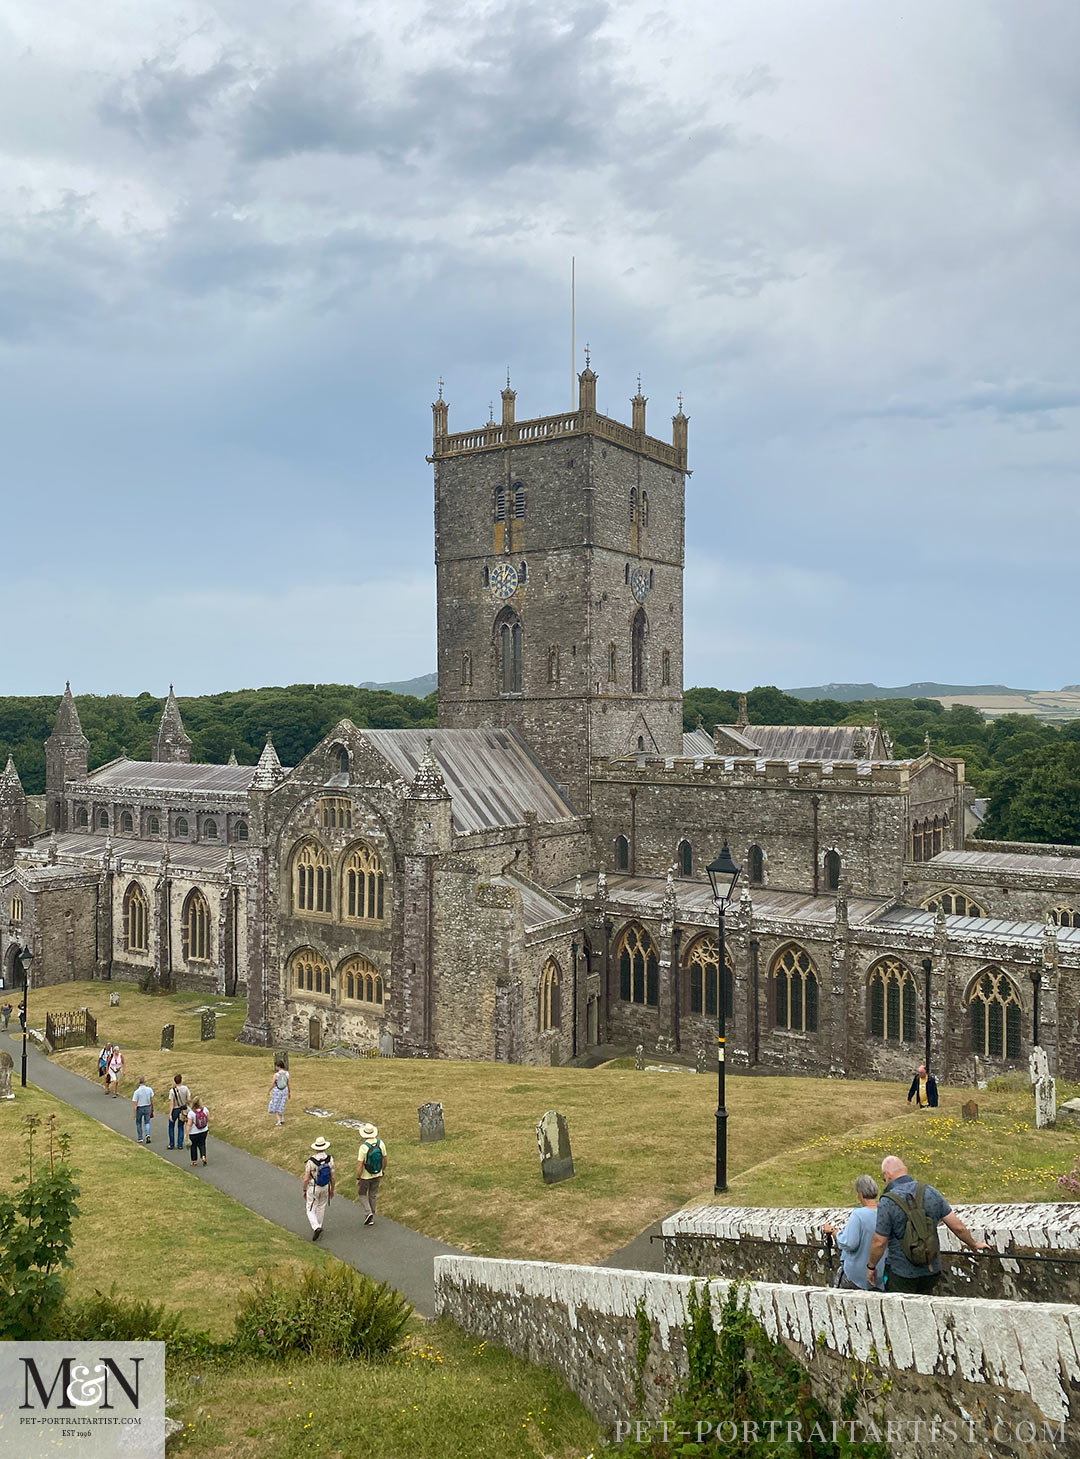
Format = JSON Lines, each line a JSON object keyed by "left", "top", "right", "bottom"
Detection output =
{"left": 882, "top": 1182, "right": 940, "bottom": 1268}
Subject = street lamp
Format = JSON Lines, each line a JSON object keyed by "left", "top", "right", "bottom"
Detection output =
{"left": 706, "top": 843, "right": 741, "bottom": 1193}
{"left": 18, "top": 945, "right": 33, "bottom": 1089}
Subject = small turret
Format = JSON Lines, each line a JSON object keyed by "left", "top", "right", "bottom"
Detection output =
{"left": 45, "top": 682, "right": 89, "bottom": 832}
{"left": 501, "top": 371, "right": 516, "bottom": 427}
{"left": 152, "top": 686, "right": 193, "bottom": 764}
{"left": 672, "top": 394, "right": 688, "bottom": 465}
{"left": 432, "top": 380, "right": 449, "bottom": 444}
{"left": 404, "top": 737, "right": 452, "bottom": 854}
{"left": 631, "top": 375, "right": 647, "bottom": 434}
{"left": 578, "top": 346, "right": 597, "bottom": 414}
{"left": 250, "top": 733, "right": 285, "bottom": 790}
{"left": 0, "top": 755, "right": 29, "bottom": 869}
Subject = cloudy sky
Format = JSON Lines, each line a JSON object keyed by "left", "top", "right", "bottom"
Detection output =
{"left": 3, "top": 0, "right": 1078, "bottom": 696}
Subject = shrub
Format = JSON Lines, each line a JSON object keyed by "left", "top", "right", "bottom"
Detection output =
{"left": 55, "top": 1286, "right": 217, "bottom": 1363}
{"left": 232, "top": 1261, "right": 411, "bottom": 1361}
{"left": 0, "top": 1115, "right": 80, "bottom": 1340}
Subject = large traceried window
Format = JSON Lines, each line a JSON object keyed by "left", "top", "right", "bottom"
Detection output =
{"left": 123, "top": 881, "right": 149, "bottom": 954}
{"left": 685, "top": 935, "right": 733, "bottom": 1019}
{"left": 772, "top": 944, "right": 819, "bottom": 1033}
{"left": 969, "top": 968, "right": 1021, "bottom": 1059}
{"left": 1049, "top": 907, "right": 1080, "bottom": 928}
{"left": 182, "top": 888, "right": 211, "bottom": 963}
{"left": 538, "top": 958, "right": 562, "bottom": 1031}
{"left": 631, "top": 609, "right": 647, "bottom": 693}
{"left": 345, "top": 843, "right": 385, "bottom": 921}
{"left": 294, "top": 841, "right": 332, "bottom": 915}
{"left": 495, "top": 608, "right": 523, "bottom": 694}
{"left": 341, "top": 954, "right": 384, "bottom": 1005}
{"left": 290, "top": 948, "right": 331, "bottom": 997}
{"left": 868, "top": 958, "right": 916, "bottom": 1042}
{"left": 618, "top": 924, "right": 658, "bottom": 1007}
{"left": 922, "top": 889, "right": 986, "bottom": 918}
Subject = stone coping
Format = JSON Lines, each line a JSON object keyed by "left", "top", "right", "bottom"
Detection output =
{"left": 661, "top": 1203, "right": 1080, "bottom": 1253}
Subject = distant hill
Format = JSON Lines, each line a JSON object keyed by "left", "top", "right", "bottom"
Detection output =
{"left": 785, "top": 682, "right": 1028, "bottom": 702}
{"left": 359, "top": 672, "right": 438, "bottom": 698}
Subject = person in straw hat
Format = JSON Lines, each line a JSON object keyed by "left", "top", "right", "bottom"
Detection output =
{"left": 356, "top": 1123, "right": 387, "bottom": 1227}
{"left": 302, "top": 1137, "right": 335, "bottom": 1240}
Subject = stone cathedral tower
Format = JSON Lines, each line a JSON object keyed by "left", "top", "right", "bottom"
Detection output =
{"left": 431, "top": 360, "right": 688, "bottom": 810}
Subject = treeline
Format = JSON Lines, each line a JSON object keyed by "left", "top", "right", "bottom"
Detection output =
{"left": 684, "top": 684, "right": 1080, "bottom": 845}
{"left": 3, "top": 680, "right": 1077, "bottom": 847}
{"left": 0, "top": 684, "right": 438, "bottom": 795}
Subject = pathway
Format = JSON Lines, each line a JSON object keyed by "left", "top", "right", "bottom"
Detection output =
{"left": 2, "top": 1032, "right": 461, "bottom": 1315}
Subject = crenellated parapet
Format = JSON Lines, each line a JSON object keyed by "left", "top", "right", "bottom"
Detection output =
{"left": 591, "top": 754, "right": 911, "bottom": 795}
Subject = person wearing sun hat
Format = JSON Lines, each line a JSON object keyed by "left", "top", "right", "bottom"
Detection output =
{"left": 356, "top": 1123, "right": 387, "bottom": 1226}
{"left": 302, "top": 1136, "right": 335, "bottom": 1240}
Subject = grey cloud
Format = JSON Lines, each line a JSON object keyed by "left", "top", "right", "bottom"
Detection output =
{"left": 99, "top": 56, "right": 246, "bottom": 147}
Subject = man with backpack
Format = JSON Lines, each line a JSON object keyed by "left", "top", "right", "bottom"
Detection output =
{"left": 168, "top": 1073, "right": 191, "bottom": 1150}
{"left": 356, "top": 1122, "right": 386, "bottom": 1226}
{"left": 302, "top": 1137, "right": 335, "bottom": 1240}
{"left": 867, "top": 1155, "right": 990, "bottom": 1293}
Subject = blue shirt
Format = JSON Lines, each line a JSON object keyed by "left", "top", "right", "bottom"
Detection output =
{"left": 837, "top": 1206, "right": 887, "bottom": 1289}
{"left": 132, "top": 1084, "right": 154, "bottom": 1109}
{"left": 875, "top": 1175, "right": 951, "bottom": 1276}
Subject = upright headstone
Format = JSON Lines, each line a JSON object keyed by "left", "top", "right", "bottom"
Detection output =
{"left": 109, "top": 992, "right": 120, "bottom": 1007}
{"left": 1030, "top": 1045, "right": 1051, "bottom": 1085}
{"left": 961, "top": 1099, "right": 979, "bottom": 1122}
{"left": 308, "top": 1018, "right": 322, "bottom": 1051}
{"left": 1036, "top": 1075, "right": 1057, "bottom": 1129}
{"left": 161, "top": 1024, "right": 174, "bottom": 1051}
{"left": 378, "top": 1029, "right": 394, "bottom": 1058}
{"left": 273, "top": 1050, "right": 290, "bottom": 1070}
{"left": 0, "top": 1050, "right": 13, "bottom": 1100}
{"left": 200, "top": 1011, "right": 216, "bottom": 1042}
{"left": 695, "top": 1045, "right": 709, "bottom": 1074}
{"left": 418, "top": 1101, "right": 445, "bottom": 1143}
{"left": 536, "top": 1109, "right": 574, "bottom": 1184}
{"left": 634, "top": 1044, "right": 645, "bottom": 1071}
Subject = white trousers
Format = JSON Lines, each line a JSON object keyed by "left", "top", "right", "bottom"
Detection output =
{"left": 305, "top": 1185, "right": 330, "bottom": 1232}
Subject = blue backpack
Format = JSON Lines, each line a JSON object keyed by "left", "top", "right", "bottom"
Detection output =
{"left": 313, "top": 1158, "right": 333, "bottom": 1188}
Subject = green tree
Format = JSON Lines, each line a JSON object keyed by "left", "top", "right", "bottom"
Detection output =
{"left": 0, "top": 1115, "right": 80, "bottom": 1339}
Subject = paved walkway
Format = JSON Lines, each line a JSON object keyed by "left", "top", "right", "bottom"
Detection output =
{"left": 3, "top": 1033, "right": 461, "bottom": 1315}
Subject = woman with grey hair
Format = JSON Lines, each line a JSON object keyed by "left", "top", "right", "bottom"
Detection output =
{"left": 823, "top": 1175, "right": 887, "bottom": 1290}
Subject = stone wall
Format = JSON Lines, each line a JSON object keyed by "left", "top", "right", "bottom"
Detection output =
{"left": 434, "top": 1255, "right": 1080, "bottom": 1457}
{"left": 662, "top": 1203, "right": 1080, "bottom": 1305}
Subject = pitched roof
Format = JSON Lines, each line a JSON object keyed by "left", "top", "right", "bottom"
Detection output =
{"left": 86, "top": 760, "right": 257, "bottom": 793}
{"left": 41, "top": 833, "right": 249, "bottom": 875}
{"left": 927, "top": 848, "right": 1080, "bottom": 880}
{"left": 488, "top": 874, "right": 573, "bottom": 930}
{"left": 360, "top": 728, "right": 576, "bottom": 834}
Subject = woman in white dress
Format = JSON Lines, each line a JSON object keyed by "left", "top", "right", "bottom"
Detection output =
{"left": 267, "top": 1058, "right": 290, "bottom": 1127}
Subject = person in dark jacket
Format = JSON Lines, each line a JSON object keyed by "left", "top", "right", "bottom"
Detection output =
{"left": 908, "top": 1064, "right": 938, "bottom": 1109}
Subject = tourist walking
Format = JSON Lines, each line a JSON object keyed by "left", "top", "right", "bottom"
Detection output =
{"left": 302, "top": 1137, "right": 335, "bottom": 1240}
{"left": 168, "top": 1073, "right": 191, "bottom": 1149}
{"left": 267, "top": 1058, "right": 290, "bottom": 1128}
{"left": 132, "top": 1076, "right": 155, "bottom": 1144}
{"left": 186, "top": 1098, "right": 209, "bottom": 1166}
{"left": 867, "top": 1156, "right": 989, "bottom": 1294}
{"left": 1, "top": 1001, "right": 11, "bottom": 1031}
{"left": 823, "top": 1176, "right": 886, "bottom": 1290}
{"left": 105, "top": 1044, "right": 124, "bottom": 1097}
{"left": 907, "top": 1064, "right": 938, "bottom": 1110}
{"left": 98, "top": 1042, "right": 112, "bottom": 1084}
{"left": 356, "top": 1123, "right": 386, "bottom": 1226}
{"left": 17, "top": 1002, "right": 25, "bottom": 1033}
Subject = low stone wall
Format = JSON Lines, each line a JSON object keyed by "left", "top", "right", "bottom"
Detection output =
{"left": 434, "top": 1255, "right": 1080, "bottom": 1458}
{"left": 661, "top": 1204, "right": 1080, "bottom": 1304}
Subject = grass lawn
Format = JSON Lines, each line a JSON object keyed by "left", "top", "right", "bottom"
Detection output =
{"left": 2, "top": 1084, "right": 600, "bottom": 1459}
{"left": 36, "top": 982, "right": 1080, "bottom": 1261}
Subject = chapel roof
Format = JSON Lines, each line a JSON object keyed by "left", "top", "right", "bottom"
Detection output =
{"left": 488, "top": 873, "right": 573, "bottom": 931}
{"left": 559, "top": 873, "right": 889, "bottom": 927}
{"left": 925, "top": 848, "right": 1080, "bottom": 879}
{"left": 85, "top": 760, "right": 260, "bottom": 794}
{"left": 34, "top": 833, "right": 249, "bottom": 875}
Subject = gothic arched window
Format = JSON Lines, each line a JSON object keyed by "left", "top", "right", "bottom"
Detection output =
{"left": 97, "top": 810, "right": 109, "bottom": 830}
{"left": 289, "top": 947, "right": 331, "bottom": 997}
{"left": 344, "top": 842, "right": 385, "bottom": 921}
{"left": 120, "top": 811, "right": 133, "bottom": 833}
{"left": 176, "top": 817, "right": 189, "bottom": 838}
{"left": 618, "top": 924, "right": 658, "bottom": 1006}
{"left": 293, "top": 841, "right": 332, "bottom": 915}
{"left": 868, "top": 958, "right": 916, "bottom": 1042}
{"left": 771, "top": 944, "right": 819, "bottom": 1033}
{"left": 629, "top": 486, "right": 637, "bottom": 523}
{"left": 123, "top": 881, "right": 149, "bottom": 954}
{"left": 494, "top": 608, "right": 523, "bottom": 694}
{"left": 685, "top": 935, "right": 733, "bottom": 1019}
{"left": 631, "top": 609, "right": 647, "bottom": 693}
{"left": 614, "top": 834, "right": 629, "bottom": 871}
{"left": 182, "top": 888, "right": 211, "bottom": 963}
{"left": 678, "top": 839, "right": 692, "bottom": 877}
{"left": 513, "top": 481, "right": 526, "bottom": 519}
{"left": 969, "top": 968, "right": 1021, "bottom": 1059}
{"left": 234, "top": 821, "right": 249, "bottom": 842}
{"left": 1049, "top": 906, "right": 1080, "bottom": 928}
{"left": 640, "top": 490, "right": 649, "bottom": 526}
{"left": 340, "top": 954, "right": 383, "bottom": 1005}
{"left": 922, "top": 889, "right": 987, "bottom": 918}
{"left": 75, "top": 806, "right": 88, "bottom": 827}
{"left": 824, "top": 849, "right": 841, "bottom": 892}
{"left": 204, "top": 819, "right": 218, "bottom": 840}
{"left": 147, "top": 815, "right": 160, "bottom": 836}
{"left": 748, "top": 844, "right": 764, "bottom": 886}
{"left": 494, "top": 483, "right": 507, "bottom": 523}
{"left": 538, "top": 958, "right": 562, "bottom": 1031}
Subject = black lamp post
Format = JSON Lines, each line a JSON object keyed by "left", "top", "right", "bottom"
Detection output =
{"left": 706, "top": 842, "right": 742, "bottom": 1194}
{"left": 18, "top": 945, "right": 33, "bottom": 1089}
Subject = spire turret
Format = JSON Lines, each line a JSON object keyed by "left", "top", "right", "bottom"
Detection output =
{"left": 432, "top": 380, "right": 449, "bottom": 443}
{"left": 152, "top": 686, "right": 192, "bottom": 764}
{"left": 45, "top": 682, "right": 89, "bottom": 831}
{"left": 410, "top": 737, "right": 450, "bottom": 801}
{"left": 251, "top": 733, "right": 285, "bottom": 790}
{"left": 631, "top": 374, "right": 647, "bottom": 434}
{"left": 578, "top": 346, "right": 597, "bottom": 414}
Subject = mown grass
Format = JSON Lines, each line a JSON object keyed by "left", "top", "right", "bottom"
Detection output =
{"left": 38, "top": 981, "right": 1080, "bottom": 1261}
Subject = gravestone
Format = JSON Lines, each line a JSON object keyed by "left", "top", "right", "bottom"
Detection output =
{"left": 308, "top": 1018, "right": 322, "bottom": 1051}
{"left": 273, "top": 1050, "right": 289, "bottom": 1070}
{"left": 634, "top": 1044, "right": 645, "bottom": 1071}
{"left": 536, "top": 1109, "right": 574, "bottom": 1184}
{"left": 109, "top": 992, "right": 120, "bottom": 1007}
{"left": 200, "top": 1011, "right": 216, "bottom": 1041}
{"left": 1058, "top": 1098, "right": 1080, "bottom": 1128}
{"left": 378, "top": 1029, "right": 394, "bottom": 1058}
{"left": 1030, "top": 1045, "right": 1051, "bottom": 1085}
{"left": 0, "top": 1049, "right": 13, "bottom": 1100}
{"left": 161, "top": 1024, "right": 174, "bottom": 1051}
{"left": 695, "top": 1045, "right": 709, "bottom": 1074}
{"left": 961, "top": 1099, "right": 979, "bottom": 1122}
{"left": 1036, "top": 1075, "right": 1057, "bottom": 1129}
{"left": 418, "top": 1101, "right": 445, "bottom": 1143}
